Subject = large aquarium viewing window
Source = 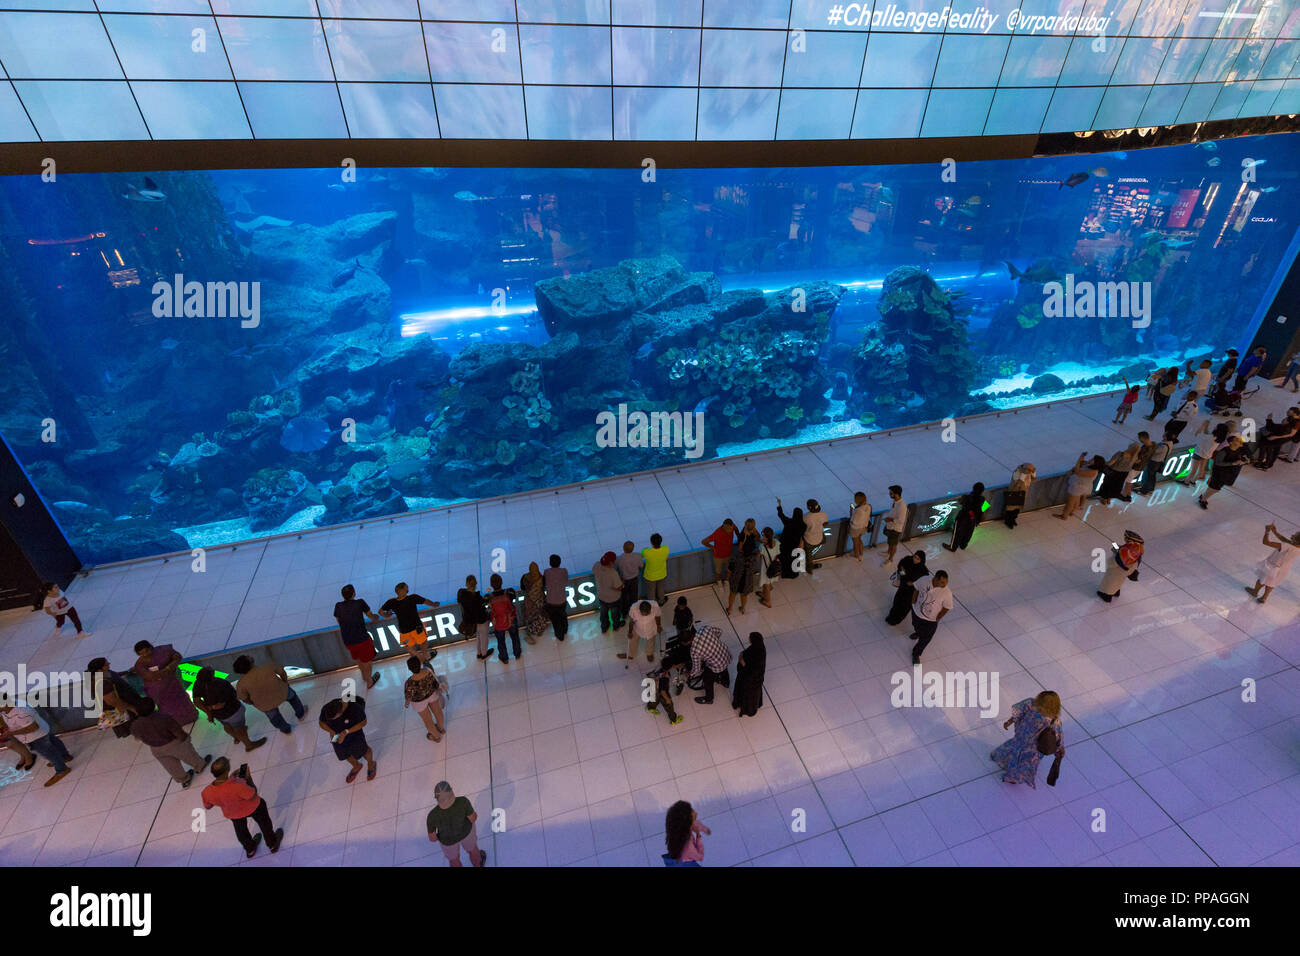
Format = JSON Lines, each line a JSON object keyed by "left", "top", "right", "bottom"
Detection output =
{"left": 1, "top": 133, "right": 1296, "bottom": 564}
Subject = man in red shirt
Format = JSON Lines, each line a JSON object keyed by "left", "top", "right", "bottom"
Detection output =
{"left": 201, "top": 757, "right": 284, "bottom": 859}
{"left": 701, "top": 519, "right": 737, "bottom": 588}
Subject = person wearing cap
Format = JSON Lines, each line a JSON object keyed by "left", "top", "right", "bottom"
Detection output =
{"left": 592, "top": 551, "right": 624, "bottom": 634}
{"left": 1097, "top": 530, "right": 1144, "bottom": 603}
{"left": 426, "top": 781, "right": 487, "bottom": 867}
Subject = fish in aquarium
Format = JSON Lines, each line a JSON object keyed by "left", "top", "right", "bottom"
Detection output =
{"left": 122, "top": 177, "right": 165, "bottom": 202}
{"left": 1, "top": 134, "right": 1296, "bottom": 564}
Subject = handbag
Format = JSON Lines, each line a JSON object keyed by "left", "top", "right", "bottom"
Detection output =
{"left": 889, "top": 569, "right": 901, "bottom": 588}
{"left": 1003, "top": 489, "right": 1026, "bottom": 509}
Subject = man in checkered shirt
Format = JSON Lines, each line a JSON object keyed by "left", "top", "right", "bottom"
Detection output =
{"left": 688, "top": 621, "right": 732, "bottom": 705}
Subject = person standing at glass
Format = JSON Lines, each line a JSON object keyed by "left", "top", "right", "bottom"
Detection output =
{"left": 642, "top": 534, "right": 670, "bottom": 605}
{"left": 132, "top": 640, "right": 198, "bottom": 726}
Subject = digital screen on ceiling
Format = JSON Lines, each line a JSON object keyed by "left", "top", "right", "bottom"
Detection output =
{"left": 0, "top": 1, "right": 1298, "bottom": 141}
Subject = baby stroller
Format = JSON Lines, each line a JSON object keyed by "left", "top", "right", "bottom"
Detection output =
{"left": 1205, "top": 381, "right": 1258, "bottom": 416}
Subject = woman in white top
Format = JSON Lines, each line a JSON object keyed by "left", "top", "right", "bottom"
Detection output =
{"left": 1182, "top": 421, "right": 1230, "bottom": 486}
{"left": 1245, "top": 523, "right": 1300, "bottom": 604}
{"left": 1003, "top": 463, "right": 1036, "bottom": 529}
{"left": 802, "top": 499, "right": 829, "bottom": 576}
{"left": 848, "top": 491, "right": 872, "bottom": 562}
{"left": 758, "top": 527, "right": 781, "bottom": 608}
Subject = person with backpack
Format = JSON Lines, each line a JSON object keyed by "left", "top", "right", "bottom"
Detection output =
{"left": 487, "top": 573, "right": 521, "bottom": 663}
{"left": 1096, "top": 530, "right": 1144, "bottom": 603}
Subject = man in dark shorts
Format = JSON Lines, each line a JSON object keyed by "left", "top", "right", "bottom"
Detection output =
{"left": 334, "top": 584, "right": 382, "bottom": 689}
{"left": 319, "top": 696, "right": 375, "bottom": 784}
{"left": 379, "top": 582, "right": 440, "bottom": 669}
{"left": 426, "top": 781, "right": 487, "bottom": 867}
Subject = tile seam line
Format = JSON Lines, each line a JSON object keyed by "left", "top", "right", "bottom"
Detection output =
{"left": 701, "top": 580, "right": 856, "bottom": 867}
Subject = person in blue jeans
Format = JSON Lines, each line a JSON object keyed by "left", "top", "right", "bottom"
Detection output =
{"left": 0, "top": 699, "right": 73, "bottom": 787}
{"left": 233, "top": 655, "right": 306, "bottom": 734}
{"left": 1279, "top": 354, "right": 1300, "bottom": 392}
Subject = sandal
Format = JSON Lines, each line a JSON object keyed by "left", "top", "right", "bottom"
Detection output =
{"left": 426, "top": 732, "right": 442, "bottom": 742}
{"left": 366, "top": 761, "right": 378, "bottom": 781}
{"left": 345, "top": 766, "right": 361, "bottom": 783}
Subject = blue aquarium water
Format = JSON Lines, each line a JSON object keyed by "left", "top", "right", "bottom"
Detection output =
{"left": 0, "top": 134, "right": 1296, "bottom": 565}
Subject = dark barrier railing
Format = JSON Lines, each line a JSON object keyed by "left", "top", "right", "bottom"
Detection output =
{"left": 31, "top": 439, "right": 1203, "bottom": 734}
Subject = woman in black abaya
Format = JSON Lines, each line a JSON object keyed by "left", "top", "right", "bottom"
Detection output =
{"left": 776, "top": 499, "right": 805, "bottom": 579}
{"left": 885, "top": 550, "right": 929, "bottom": 626}
{"left": 731, "top": 632, "right": 766, "bottom": 718}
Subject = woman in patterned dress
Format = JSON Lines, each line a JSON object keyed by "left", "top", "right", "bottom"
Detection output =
{"left": 991, "top": 691, "right": 1064, "bottom": 789}
{"left": 519, "top": 562, "right": 549, "bottom": 644}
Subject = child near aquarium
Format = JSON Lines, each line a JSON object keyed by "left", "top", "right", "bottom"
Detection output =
{"left": 1114, "top": 378, "right": 1141, "bottom": 425}
{"left": 41, "top": 582, "right": 90, "bottom": 639}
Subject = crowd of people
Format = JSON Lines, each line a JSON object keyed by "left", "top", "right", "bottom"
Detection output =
{"left": 3, "top": 349, "right": 1298, "bottom": 865}
{"left": 1055, "top": 348, "right": 1300, "bottom": 603}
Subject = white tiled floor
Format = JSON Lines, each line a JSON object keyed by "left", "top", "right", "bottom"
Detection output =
{"left": 1, "top": 384, "right": 1299, "bottom": 866}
